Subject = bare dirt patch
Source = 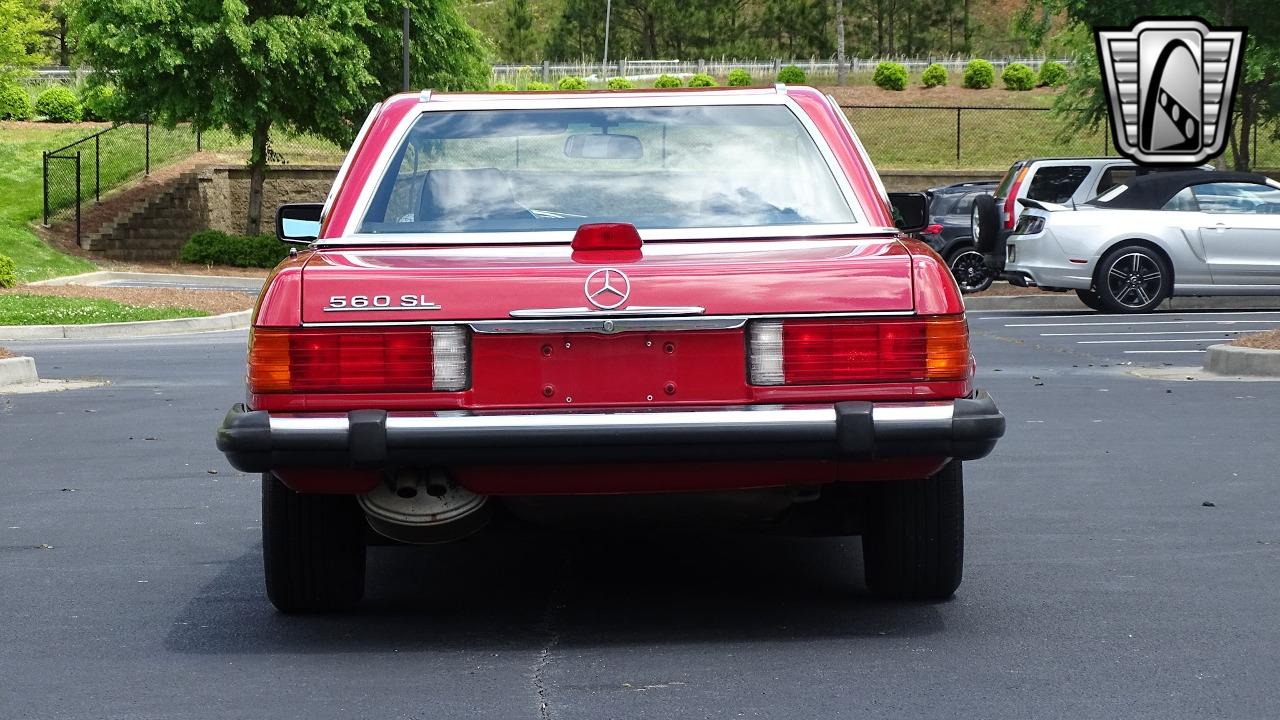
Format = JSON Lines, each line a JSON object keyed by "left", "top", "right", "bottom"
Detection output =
{"left": 820, "top": 84, "right": 1059, "bottom": 108}
{"left": 0, "top": 284, "right": 253, "bottom": 315}
{"left": 1233, "top": 329, "right": 1280, "bottom": 350}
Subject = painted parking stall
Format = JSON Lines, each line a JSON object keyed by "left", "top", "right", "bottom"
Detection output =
{"left": 970, "top": 309, "right": 1280, "bottom": 361}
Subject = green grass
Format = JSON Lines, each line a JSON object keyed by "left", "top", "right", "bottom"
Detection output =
{"left": 0, "top": 294, "right": 207, "bottom": 325}
{"left": 0, "top": 126, "right": 97, "bottom": 282}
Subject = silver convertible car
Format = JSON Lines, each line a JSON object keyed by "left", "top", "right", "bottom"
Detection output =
{"left": 1003, "top": 170, "right": 1280, "bottom": 313}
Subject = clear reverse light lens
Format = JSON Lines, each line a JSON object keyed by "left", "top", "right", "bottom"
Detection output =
{"left": 748, "top": 320, "right": 784, "bottom": 385}
{"left": 431, "top": 326, "right": 470, "bottom": 391}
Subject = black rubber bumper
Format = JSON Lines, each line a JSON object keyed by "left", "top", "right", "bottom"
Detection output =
{"left": 216, "top": 391, "right": 1005, "bottom": 473}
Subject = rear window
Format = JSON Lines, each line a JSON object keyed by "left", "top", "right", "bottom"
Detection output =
{"left": 1026, "top": 165, "right": 1091, "bottom": 203}
{"left": 994, "top": 162, "right": 1024, "bottom": 199}
{"left": 358, "top": 105, "right": 856, "bottom": 235}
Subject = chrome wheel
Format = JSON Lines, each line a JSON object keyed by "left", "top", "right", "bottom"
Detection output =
{"left": 1105, "top": 251, "right": 1165, "bottom": 309}
{"left": 949, "top": 248, "right": 994, "bottom": 293}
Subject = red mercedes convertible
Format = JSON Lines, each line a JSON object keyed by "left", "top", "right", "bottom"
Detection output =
{"left": 216, "top": 85, "right": 1004, "bottom": 612}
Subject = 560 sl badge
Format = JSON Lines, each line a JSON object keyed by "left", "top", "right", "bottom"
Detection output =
{"left": 324, "top": 294, "right": 442, "bottom": 312}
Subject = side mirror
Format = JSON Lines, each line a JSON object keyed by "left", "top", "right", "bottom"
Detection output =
{"left": 887, "top": 193, "right": 929, "bottom": 233}
{"left": 276, "top": 203, "right": 323, "bottom": 243}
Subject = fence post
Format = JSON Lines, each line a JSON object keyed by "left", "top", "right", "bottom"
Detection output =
{"left": 95, "top": 134, "right": 100, "bottom": 203}
{"left": 955, "top": 108, "right": 962, "bottom": 165}
{"left": 145, "top": 117, "right": 151, "bottom": 176}
{"left": 541, "top": 61, "right": 549, "bottom": 82}
{"left": 42, "top": 151, "right": 49, "bottom": 226}
{"left": 74, "top": 151, "right": 81, "bottom": 246}
{"left": 196, "top": 127, "right": 202, "bottom": 152}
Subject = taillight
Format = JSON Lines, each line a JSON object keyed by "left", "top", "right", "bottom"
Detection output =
{"left": 924, "top": 223, "right": 943, "bottom": 235}
{"left": 1004, "top": 166, "right": 1029, "bottom": 229}
{"left": 248, "top": 326, "right": 469, "bottom": 393}
{"left": 747, "top": 316, "right": 969, "bottom": 385}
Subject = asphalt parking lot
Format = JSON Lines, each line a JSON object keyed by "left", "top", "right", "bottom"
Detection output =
{"left": 2, "top": 313, "right": 1278, "bottom": 719}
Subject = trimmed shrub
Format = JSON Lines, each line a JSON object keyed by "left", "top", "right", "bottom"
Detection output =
{"left": 80, "top": 84, "right": 120, "bottom": 121}
{"left": 35, "top": 86, "right": 82, "bottom": 122}
{"left": 557, "top": 76, "right": 588, "bottom": 90}
{"left": 727, "top": 68, "right": 752, "bottom": 86}
{"left": 526, "top": 81, "right": 553, "bottom": 91}
{"left": 872, "top": 61, "right": 909, "bottom": 91}
{"left": 962, "top": 59, "right": 995, "bottom": 89}
{"left": 687, "top": 73, "right": 716, "bottom": 87}
{"left": 921, "top": 63, "right": 949, "bottom": 88}
{"left": 0, "top": 82, "right": 33, "bottom": 120}
{"left": 606, "top": 77, "right": 636, "bottom": 89}
{"left": 490, "top": 82, "right": 517, "bottom": 92}
{"left": 653, "top": 74, "right": 682, "bottom": 88}
{"left": 776, "top": 65, "right": 806, "bottom": 84}
{"left": 0, "top": 254, "right": 15, "bottom": 289}
{"left": 1037, "top": 60, "right": 1068, "bottom": 88}
{"left": 180, "top": 230, "right": 289, "bottom": 269}
{"left": 1001, "top": 63, "right": 1036, "bottom": 91}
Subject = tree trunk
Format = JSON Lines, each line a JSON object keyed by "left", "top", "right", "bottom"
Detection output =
{"left": 962, "top": 0, "right": 971, "bottom": 54}
{"left": 246, "top": 120, "right": 271, "bottom": 235}
{"left": 835, "top": 0, "right": 846, "bottom": 85}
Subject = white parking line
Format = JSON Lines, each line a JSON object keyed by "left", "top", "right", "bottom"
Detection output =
{"left": 1040, "top": 330, "right": 1253, "bottom": 336}
{"left": 972, "top": 311, "right": 1280, "bottom": 320}
{"left": 1076, "top": 338, "right": 1229, "bottom": 344}
{"left": 1123, "top": 349, "right": 1207, "bottom": 354}
{"left": 1006, "top": 320, "right": 1280, "bottom": 328}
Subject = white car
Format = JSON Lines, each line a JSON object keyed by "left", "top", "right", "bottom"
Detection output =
{"left": 1003, "top": 170, "right": 1280, "bottom": 313}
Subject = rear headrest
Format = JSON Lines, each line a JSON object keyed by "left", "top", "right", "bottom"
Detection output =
{"left": 418, "top": 168, "right": 526, "bottom": 223}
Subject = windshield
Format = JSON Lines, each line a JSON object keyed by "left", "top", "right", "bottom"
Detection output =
{"left": 358, "top": 105, "right": 856, "bottom": 235}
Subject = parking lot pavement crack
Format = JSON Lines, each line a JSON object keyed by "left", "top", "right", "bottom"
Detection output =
{"left": 531, "top": 563, "right": 571, "bottom": 720}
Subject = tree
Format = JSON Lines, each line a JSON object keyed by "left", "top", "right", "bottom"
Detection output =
{"left": 0, "top": 0, "right": 52, "bottom": 81}
{"left": 499, "top": 0, "right": 539, "bottom": 62}
{"left": 835, "top": 0, "right": 846, "bottom": 84}
{"left": 1041, "top": 0, "right": 1280, "bottom": 171}
{"left": 73, "top": 0, "right": 489, "bottom": 234}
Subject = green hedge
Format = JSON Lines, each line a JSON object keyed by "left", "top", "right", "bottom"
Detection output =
{"left": 558, "top": 76, "right": 588, "bottom": 90}
{"left": 606, "top": 77, "right": 636, "bottom": 89}
{"left": 727, "top": 69, "right": 752, "bottom": 86}
{"left": 526, "top": 81, "right": 553, "bottom": 91}
{"left": 1001, "top": 63, "right": 1036, "bottom": 91}
{"left": 873, "top": 62, "right": 909, "bottom": 91}
{"left": 777, "top": 65, "right": 806, "bottom": 84}
{"left": 963, "top": 59, "right": 995, "bottom": 89}
{"left": 0, "top": 254, "right": 16, "bottom": 288}
{"left": 490, "top": 82, "right": 517, "bottom": 92}
{"left": 921, "top": 63, "right": 949, "bottom": 88}
{"left": 1037, "top": 60, "right": 1068, "bottom": 88}
{"left": 34, "top": 86, "right": 82, "bottom": 122}
{"left": 688, "top": 73, "right": 716, "bottom": 87}
{"left": 80, "top": 84, "right": 120, "bottom": 121}
{"left": 654, "top": 74, "right": 681, "bottom": 88}
{"left": 0, "top": 82, "right": 33, "bottom": 120}
{"left": 180, "top": 230, "right": 289, "bottom": 268}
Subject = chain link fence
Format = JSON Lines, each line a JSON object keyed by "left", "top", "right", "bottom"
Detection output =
{"left": 43, "top": 122, "right": 345, "bottom": 243}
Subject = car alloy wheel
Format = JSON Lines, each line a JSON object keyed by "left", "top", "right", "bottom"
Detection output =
{"left": 1098, "top": 246, "right": 1168, "bottom": 313}
{"left": 948, "top": 248, "right": 994, "bottom": 293}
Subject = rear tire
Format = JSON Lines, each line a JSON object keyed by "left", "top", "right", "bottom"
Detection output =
{"left": 947, "top": 245, "right": 995, "bottom": 293}
{"left": 862, "top": 461, "right": 963, "bottom": 601}
{"left": 1094, "top": 244, "right": 1170, "bottom": 314}
{"left": 971, "top": 195, "right": 1001, "bottom": 254}
{"left": 1075, "top": 289, "right": 1107, "bottom": 312}
{"left": 262, "top": 472, "right": 367, "bottom": 613}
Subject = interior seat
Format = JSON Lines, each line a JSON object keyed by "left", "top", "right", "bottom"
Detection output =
{"left": 418, "top": 168, "right": 531, "bottom": 225}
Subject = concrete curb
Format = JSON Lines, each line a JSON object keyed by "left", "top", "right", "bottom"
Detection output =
{"left": 28, "top": 270, "right": 264, "bottom": 291}
{"left": 1203, "top": 343, "right": 1280, "bottom": 377}
{"left": 0, "top": 310, "right": 251, "bottom": 341}
{"left": 0, "top": 356, "right": 38, "bottom": 386}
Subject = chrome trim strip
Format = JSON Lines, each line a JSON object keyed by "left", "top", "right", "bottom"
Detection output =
{"left": 508, "top": 305, "right": 705, "bottom": 319}
{"left": 298, "top": 310, "right": 916, "bottom": 329}
{"left": 385, "top": 407, "right": 838, "bottom": 433}
{"left": 320, "top": 223, "right": 877, "bottom": 247}
{"left": 470, "top": 317, "right": 747, "bottom": 334}
{"left": 322, "top": 304, "right": 442, "bottom": 312}
{"left": 872, "top": 404, "right": 954, "bottom": 424}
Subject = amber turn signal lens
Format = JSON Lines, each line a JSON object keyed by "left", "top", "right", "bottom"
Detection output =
{"left": 248, "top": 329, "right": 292, "bottom": 393}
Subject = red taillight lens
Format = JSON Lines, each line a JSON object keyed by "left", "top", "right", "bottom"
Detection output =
{"left": 924, "top": 223, "right": 943, "bottom": 236}
{"left": 249, "top": 327, "right": 469, "bottom": 393}
{"left": 748, "top": 316, "right": 969, "bottom": 386}
{"left": 1004, "top": 167, "right": 1029, "bottom": 229}
{"left": 572, "top": 222, "right": 642, "bottom": 251}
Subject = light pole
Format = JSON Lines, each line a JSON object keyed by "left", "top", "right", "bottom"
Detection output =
{"left": 402, "top": 5, "right": 411, "bottom": 91}
{"left": 602, "top": 0, "right": 612, "bottom": 80}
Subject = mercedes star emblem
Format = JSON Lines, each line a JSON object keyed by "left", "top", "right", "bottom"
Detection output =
{"left": 584, "top": 268, "right": 631, "bottom": 310}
